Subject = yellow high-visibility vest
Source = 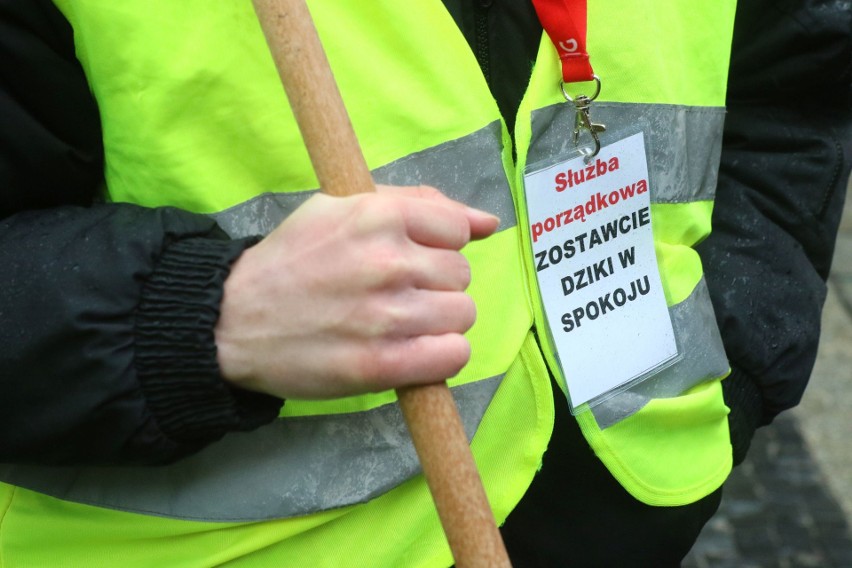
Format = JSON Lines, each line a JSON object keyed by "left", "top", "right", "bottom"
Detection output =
{"left": 0, "top": 1, "right": 735, "bottom": 566}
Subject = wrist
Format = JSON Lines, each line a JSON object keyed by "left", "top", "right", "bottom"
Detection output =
{"left": 135, "top": 236, "right": 281, "bottom": 450}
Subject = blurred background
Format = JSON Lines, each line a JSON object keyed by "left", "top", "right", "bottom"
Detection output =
{"left": 684, "top": 177, "right": 852, "bottom": 567}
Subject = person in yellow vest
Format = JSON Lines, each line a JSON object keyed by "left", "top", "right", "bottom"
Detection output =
{"left": 0, "top": 0, "right": 849, "bottom": 566}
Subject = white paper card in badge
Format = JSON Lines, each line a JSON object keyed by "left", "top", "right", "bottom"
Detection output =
{"left": 525, "top": 132, "right": 677, "bottom": 406}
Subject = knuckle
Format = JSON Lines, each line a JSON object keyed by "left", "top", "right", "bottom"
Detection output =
{"left": 437, "top": 335, "right": 472, "bottom": 377}
{"left": 367, "top": 300, "right": 408, "bottom": 337}
{"left": 351, "top": 194, "right": 406, "bottom": 235}
{"left": 369, "top": 246, "right": 412, "bottom": 287}
{"left": 441, "top": 293, "right": 476, "bottom": 333}
{"left": 453, "top": 254, "right": 472, "bottom": 289}
{"left": 458, "top": 296, "right": 477, "bottom": 331}
{"left": 346, "top": 345, "right": 379, "bottom": 389}
{"left": 444, "top": 213, "right": 471, "bottom": 251}
{"left": 414, "top": 185, "right": 443, "bottom": 200}
{"left": 433, "top": 252, "right": 471, "bottom": 290}
{"left": 351, "top": 342, "right": 403, "bottom": 391}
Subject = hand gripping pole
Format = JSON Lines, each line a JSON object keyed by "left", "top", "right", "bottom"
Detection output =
{"left": 250, "top": 1, "right": 512, "bottom": 566}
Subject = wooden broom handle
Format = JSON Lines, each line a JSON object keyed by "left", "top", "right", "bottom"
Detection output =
{"left": 250, "top": 1, "right": 511, "bottom": 566}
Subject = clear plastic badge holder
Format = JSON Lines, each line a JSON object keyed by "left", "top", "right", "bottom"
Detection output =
{"left": 523, "top": 121, "right": 683, "bottom": 425}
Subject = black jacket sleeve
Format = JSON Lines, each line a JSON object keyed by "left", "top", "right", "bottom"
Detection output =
{"left": 698, "top": 0, "right": 852, "bottom": 465}
{"left": 0, "top": 0, "right": 282, "bottom": 466}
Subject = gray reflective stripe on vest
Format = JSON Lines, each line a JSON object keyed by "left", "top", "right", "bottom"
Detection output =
{"left": 212, "top": 120, "right": 516, "bottom": 239}
{"left": 590, "top": 277, "right": 729, "bottom": 429}
{"left": 529, "top": 102, "right": 725, "bottom": 203}
{"left": 0, "top": 121, "right": 517, "bottom": 522}
{"left": 0, "top": 376, "right": 504, "bottom": 522}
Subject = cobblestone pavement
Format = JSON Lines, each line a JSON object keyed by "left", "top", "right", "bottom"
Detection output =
{"left": 683, "top": 414, "right": 852, "bottom": 568}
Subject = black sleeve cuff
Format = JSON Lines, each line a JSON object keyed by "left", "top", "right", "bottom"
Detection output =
{"left": 134, "top": 236, "right": 283, "bottom": 454}
{"left": 722, "top": 366, "right": 765, "bottom": 466}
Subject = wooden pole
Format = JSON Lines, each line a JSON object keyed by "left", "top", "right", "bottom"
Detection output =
{"left": 250, "top": 1, "right": 511, "bottom": 566}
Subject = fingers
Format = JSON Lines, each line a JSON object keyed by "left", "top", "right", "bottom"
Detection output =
{"left": 353, "top": 333, "right": 473, "bottom": 391}
{"left": 349, "top": 289, "right": 477, "bottom": 339}
{"left": 398, "top": 196, "right": 472, "bottom": 249}
{"left": 410, "top": 247, "right": 471, "bottom": 291}
{"left": 375, "top": 185, "right": 500, "bottom": 248}
{"left": 218, "top": 184, "right": 494, "bottom": 401}
{"left": 404, "top": 184, "right": 501, "bottom": 240}
{"left": 466, "top": 206, "right": 501, "bottom": 240}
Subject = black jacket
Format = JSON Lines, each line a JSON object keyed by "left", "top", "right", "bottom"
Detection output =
{"left": 1, "top": 0, "right": 850, "bottom": 466}
{"left": 0, "top": 0, "right": 281, "bottom": 465}
{"left": 699, "top": 0, "right": 852, "bottom": 463}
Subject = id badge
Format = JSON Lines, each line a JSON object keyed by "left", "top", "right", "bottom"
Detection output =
{"left": 524, "top": 130, "right": 679, "bottom": 412}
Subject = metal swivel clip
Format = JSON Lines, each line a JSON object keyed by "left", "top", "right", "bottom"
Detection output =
{"left": 561, "top": 75, "right": 605, "bottom": 161}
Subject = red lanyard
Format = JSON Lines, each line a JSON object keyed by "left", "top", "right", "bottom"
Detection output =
{"left": 531, "top": 0, "right": 604, "bottom": 157}
{"left": 530, "top": 0, "right": 594, "bottom": 84}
